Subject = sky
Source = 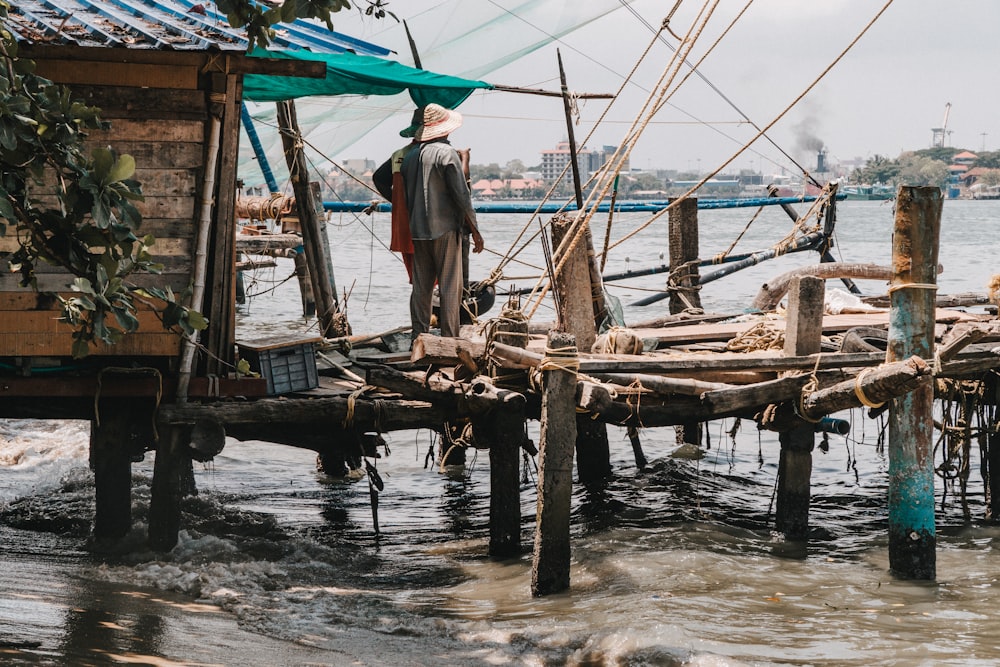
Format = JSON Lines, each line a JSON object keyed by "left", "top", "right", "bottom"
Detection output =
{"left": 319, "top": 0, "right": 1000, "bottom": 177}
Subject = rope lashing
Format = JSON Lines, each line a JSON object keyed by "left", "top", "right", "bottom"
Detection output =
{"left": 537, "top": 345, "right": 580, "bottom": 374}
{"left": 887, "top": 283, "right": 939, "bottom": 295}
{"left": 853, "top": 367, "right": 886, "bottom": 409}
{"left": 789, "top": 352, "right": 824, "bottom": 424}
{"left": 344, "top": 385, "right": 377, "bottom": 428}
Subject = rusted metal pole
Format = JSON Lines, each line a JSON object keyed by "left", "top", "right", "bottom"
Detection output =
{"left": 886, "top": 185, "right": 941, "bottom": 580}
{"left": 531, "top": 331, "right": 578, "bottom": 596}
{"left": 775, "top": 275, "right": 824, "bottom": 539}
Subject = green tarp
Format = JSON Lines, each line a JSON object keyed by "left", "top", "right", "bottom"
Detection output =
{"left": 244, "top": 49, "right": 493, "bottom": 109}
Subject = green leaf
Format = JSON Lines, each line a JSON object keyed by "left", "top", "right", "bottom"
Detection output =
{"left": 71, "top": 338, "right": 90, "bottom": 359}
{"left": 108, "top": 153, "right": 135, "bottom": 183}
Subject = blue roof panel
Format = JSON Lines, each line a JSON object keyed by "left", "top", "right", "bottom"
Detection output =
{"left": 5, "top": 0, "right": 390, "bottom": 55}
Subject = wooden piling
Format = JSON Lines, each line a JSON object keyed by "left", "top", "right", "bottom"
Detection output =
{"left": 550, "top": 213, "right": 611, "bottom": 483}
{"left": 90, "top": 408, "right": 133, "bottom": 540}
{"left": 276, "top": 100, "right": 342, "bottom": 337}
{"left": 668, "top": 197, "right": 701, "bottom": 315}
{"left": 775, "top": 275, "right": 824, "bottom": 539}
{"left": 887, "top": 185, "right": 941, "bottom": 580}
{"left": 531, "top": 331, "right": 578, "bottom": 596}
{"left": 668, "top": 197, "right": 703, "bottom": 448}
{"left": 148, "top": 424, "right": 192, "bottom": 552}
{"left": 550, "top": 213, "right": 597, "bottom": 352}
{"left": 467, "top": 380, "right": 527, "bottom": 558}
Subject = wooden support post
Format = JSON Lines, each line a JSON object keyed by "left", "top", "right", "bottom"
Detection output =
{"left": 575, "top": 413, "right": 611, "bottom": 486}
{"left": 469, "top": 385, "right": 526, "bottom": 559}
{"left": 550, "top": 213, "right": 597, "bottom": 352}
{"left": 531, "top": 331, "right": 578, "bottom": 596}
{"left": 989, "top": 374, "right": 1000, "bottom": 522}
{"left": 550, "top": 213, "right": 610, "bottom": 484}
{"left": 627, "top": 426, "right": 647, "bottom": 470}
{"left": 148, "top": 424, "right": 193, "bottom": 552}
{"left": 887, "top": 185, "right": 941, "bottom": 580}
{"left": 276, "top": 100, "right": 342, "bottom": 337}
{"left": 90, "top": 409, "right": 133, "bottom": 540}
{"left": 775, "top": 275, "right": 824, "bottom": 539}
{"left": 669, "top": 196, "right": 703, "bottom": 448}
{"left": 293, "top": 249, "right": 316, "bottom": 316}
{"left": 668, "top": 197, "right": 701, "bottom": 314}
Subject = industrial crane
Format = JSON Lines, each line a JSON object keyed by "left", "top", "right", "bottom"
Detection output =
{"left": 931, "top": 102, "right": 952, "bottom": 148}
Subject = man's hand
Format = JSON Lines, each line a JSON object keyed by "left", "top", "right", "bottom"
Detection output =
{"left": 471, "top": 229, "right": 485, "bottom": 254}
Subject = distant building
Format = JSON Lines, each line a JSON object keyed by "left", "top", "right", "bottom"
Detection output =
{"left": 539, "top": 142, "right": 627, "bottom": 181}
{"left": 470, "top": 177, "right": 544, "bottom": 200}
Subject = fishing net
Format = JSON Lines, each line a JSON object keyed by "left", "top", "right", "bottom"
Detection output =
{"left": 239, "top": 0, "right": 639, "bottom": 190}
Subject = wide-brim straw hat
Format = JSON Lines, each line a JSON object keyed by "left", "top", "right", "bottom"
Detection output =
{"left": 415, "top": 103, "right": 462, "bottom": 142}
{"left": 399, "top": 106, "right": 425, "bottom": 138}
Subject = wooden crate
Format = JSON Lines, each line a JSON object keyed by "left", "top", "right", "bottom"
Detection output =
{"left": 237, "top": 336, "right": 321, "bottom": 395}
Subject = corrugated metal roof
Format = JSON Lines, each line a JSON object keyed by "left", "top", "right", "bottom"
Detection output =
{"left": 5, "top": 0, "right": 390, "bottom": 55}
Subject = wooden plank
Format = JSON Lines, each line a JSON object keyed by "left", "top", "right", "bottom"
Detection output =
{"left": 0, "top": 375, "right": 266, "bottom": 398}
{"left": 0, "top": 273, "right": 192, "bottom": 292}
{"left": 24, "top": 46, "right": 326, "bottom": 78}
{"left": 87, "top": 119, "right": 205, "bottom": 144}
{"left": 0, "top": 331, "right": 180, "bottom": 356}
{"left": 35, "top": 61, "right": 198, "bottom": 89}
{"left": 68, "top": 85, "right": 208, "bottom": 119}
{"left": 203, "top": 72, "right": 241, "bottom": 375}
{"left": 0, "top": 310, "right": 167, "bottom": 333}
{"left": 0, "top": 234, "right": 190, "bottom": 256}
{"left": 631, "top": 310, "right": 978, "bottom": 346}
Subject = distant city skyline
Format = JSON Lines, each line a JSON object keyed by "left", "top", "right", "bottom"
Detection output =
{"left": 324, "top": 0, "right": 1000, "bottom": 182}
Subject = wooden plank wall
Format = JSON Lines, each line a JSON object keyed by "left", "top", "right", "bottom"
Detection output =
{"left": 0, "top": 64, "right": 211, "bottom": 358}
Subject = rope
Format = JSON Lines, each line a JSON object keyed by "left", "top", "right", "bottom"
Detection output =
{"left": 793, "top": 353, "right": 824, "bottom": 424}
{"left": 550, "top": 1, "right": 720, "bottom": 286}
{"left": 853, "top": 367, "right": 886, "bottom": 409}
{"left": 343, "top": 384, "right": 376, "bottom": 429}
{"left": 726, "top": 321, "right": 784, "bottom": 353}
{"left": 602, "top": 0, "right": 896, "bottom": 256}
{"left": 887, "top": 282, "right": 939, "bottom": 295}
{"left": 625, "top": 378, "right": 645, "bottom": 429}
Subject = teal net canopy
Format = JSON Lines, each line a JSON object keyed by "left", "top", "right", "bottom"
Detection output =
{"left": 244, "top": 49, "right": 493, "bottom": 109}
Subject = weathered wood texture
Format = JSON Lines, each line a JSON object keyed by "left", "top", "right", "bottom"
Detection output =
{"left": 157, "top": 396, "right": 450, "bottom": 432}
{"left": 550, "top": 214, "right": 597, "bottom": 351}
{"left": 90, "top": 410, "right": 133, "bottom": 540}
{"left": 0, "top": 57, "right": 221, "bottom": 361}
{"left": 752, "top": 263, "right": 892, "bottom": 311}
{"left": 202, "top": 72, "right": 242, "bottom": 374}
{"left": 776, "top": 276, "right": 824, "bottom": 540}
{"left": 668, "top": 197, "right": 701, "bottom": 314}
{"left": 887, "top": 185, "right": 941, "bottom": 580}
{"left": 531, "top": 332, "right": 578, "bottom": 596}
{"left": 277, "top": 100, "right": 340, "bottom": 338}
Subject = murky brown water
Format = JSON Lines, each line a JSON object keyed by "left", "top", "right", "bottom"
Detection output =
{"left": 2, "top": 201, "right": 999, "bottom": 665}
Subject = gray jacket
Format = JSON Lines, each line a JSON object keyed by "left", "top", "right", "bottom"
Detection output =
{"left": 401, "top": 139, "right": 477, "bottom": 241}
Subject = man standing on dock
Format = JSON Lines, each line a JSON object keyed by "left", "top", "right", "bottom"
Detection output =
{"left": 371, "top": 107, "right": 423, "bottom": 282}
{"left": 402, "top": 103, "right": 484, "bottom": 339}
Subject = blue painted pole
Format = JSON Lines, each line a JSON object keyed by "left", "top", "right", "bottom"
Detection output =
{"left": 886, "top": 185, "right": 941, "bottom": 580}
{"left": 240, "top": 103, "right": 279, "bottom": 194}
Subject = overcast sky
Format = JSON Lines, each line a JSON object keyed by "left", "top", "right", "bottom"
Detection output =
{"left": 327, "top": 0, "right": 999, "bottom": 176}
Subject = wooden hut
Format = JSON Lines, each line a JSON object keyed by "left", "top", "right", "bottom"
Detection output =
{"left": 0, "top": 0, "right": 492, "bottom": 547}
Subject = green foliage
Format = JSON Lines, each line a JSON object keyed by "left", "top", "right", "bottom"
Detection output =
{"left": 0, "top": 0, "right": 361, "bottom": 357}
{"left": 215, "top": 0, "right": 353, "bottom": 50}
{"left": 974, "top": 151, "right": 1000, "bottom": 169}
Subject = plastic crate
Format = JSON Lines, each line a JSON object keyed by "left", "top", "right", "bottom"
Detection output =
{"left": 237, "top": 336, "right": 321, "bottom": 395}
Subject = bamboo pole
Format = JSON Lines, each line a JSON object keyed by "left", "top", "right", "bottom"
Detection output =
{"left": 886, "top": 185, "right": 941, "bottom": 580}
